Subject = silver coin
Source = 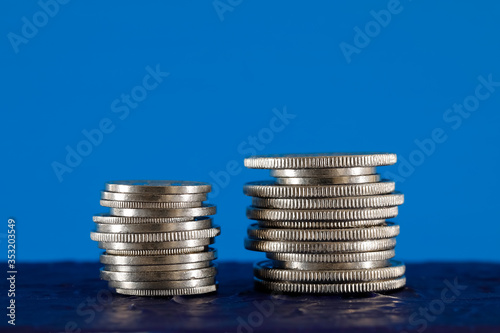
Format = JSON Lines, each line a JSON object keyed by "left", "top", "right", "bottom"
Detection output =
{"left": 95, "top": 218, "right": 212, "bottom": 233}
{"left": 93, "top": 214, "right": 194, "bottom": 224}
{"left": 251, "top": 193, "right": 404, "bottom": 209}
{"left": 275, "top": 174, "right": 381, "bottom": 185}
{"left": 271, "top": 259, "right": 391, "bottom": 270}
{"left": 100, "top": 200, "right": 202, "bottom": 209}
{"left": 105, "top": 180, "right": 211, "bottom": 194}
{"left": 266, "top": 249, "right": 395, "bottom": 263}
{"left": 100, "top": 248, "right": 217, "bottom": 265}
{"left": 98, "top": 238, "right": 214, "bottom": 250}
{"left": 104, "top": 261, "right": 211, "bottom": 272}
{"left": 257, "top": 220, "right": 387, "bottom": 229}
{"left": 247, "top": 223, "right": 399, "bottom": 241}
{"left": 114, "top": 284, "right": 217, "bottom": 296}
{"left": 91, "top": 226, "right": 221, "bottom": 243}
{"left": 270, "top": 167, "right": 376, "bottom": 178}
{"left": 243, "top": 180, "right": 395, "bottom": 198}
{"left": 254, "top": 276, "right": 406, "bottom": 293}
{"left": 105, "top": 247, "right": 207, "bottom": 256}
{"left": 100, "top": 265, "right": 217, "bottom": 282}
{"left": 101, "top": 191, "right": 207, "bottom": 202}
{"left": 255, "top": 260, "right": 405, "bottom": 282}
{"left": 244, "top": 238, "right": 396, "bottom": 253}
{"left": 109, "top": 277, "right": 216, "bottom": 289}
{"left": 110, "top": 205, "right": 216, "bottom": 218}
{"left": 247, "top": 206, "right": 398, "bottom": 221}
{"left": 244, "top": 153, "right": 397, "bottom": 169}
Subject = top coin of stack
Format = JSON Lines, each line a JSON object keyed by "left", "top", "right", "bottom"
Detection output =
{"left": 90, "top": 180, "right": 220, "bottom": 296}
{"left": 243, "top": 153, "right": 406, "bottom": 294}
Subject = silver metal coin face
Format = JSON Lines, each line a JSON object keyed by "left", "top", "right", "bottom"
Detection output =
{"left": 103, "top": 261, "right": 211, "bottom": 272}
{"left": 93, "top": 214, "right": 194, "bottom": 224}
{"left": 255, "top": 260, "right": 405, "bottom": 282}
{"left": 246, "top": 206, "right": 399, "bottom": 221}
{"left": 243, "top": 180, "right": 396, "bottom": 198}
{"left": 110, "top": 205, "right": 217, "bottom": 218}
{"left": 105, "top": 180, "right": 211, "bottom": 194}
{"left": 100, "top": 248, "right": 217, "bottom": 265}
{"left": 95, "top": 218, "right": 212, "bottom": 233}
{"left": 104, "top": 247, "right": 207, "bottom": 256}
{"left": 90, "top": 226, "right": 221, "bottom": 243}
{"left": 99, "top": 200, "right": 203, "bottom": 209}
{"left": 275, "top": 174, "right": 381, "bottom": 185}
{"left": 270, "top": 167, "right": 377, "bottom": 178}
{"left": 100, "top": 191, "right": 208, "bottom": 202}
{"left": 254, "top": 276, "right": 406, "bottom": 294}
{"left": 251, "top": 193, "right": 404, "bottom": 209}
{"left": 98, "top": 238, "right": 214, "bottom": 250}
{"left": 244, "top": 238, "right": 397, "bottom": 254}
{"left": 244, "top": 153, "right": 397, "bottom": 169}
{"left": 271, "top": 259, "right": 391, "bottom": 270}
{"left": 266, "top": 249, "right": 396, "bottom": 263}
{"left": 100, "top": 265, "right": 217, "bottom": 282}
{"left": 108, "top": 277, "right": 216, "bottom": 290}
{"left": 246, "top": 222, "right": 399, "bottom": 241}
{"left": 257, "top": 219, "right": 387, "bottom": 229}
{"left": 114, "top": 284, "right": 217, "bottom": 296}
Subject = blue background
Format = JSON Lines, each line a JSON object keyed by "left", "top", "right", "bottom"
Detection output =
{"left": 1, "top": 0, "right": 499, "bottom": 263}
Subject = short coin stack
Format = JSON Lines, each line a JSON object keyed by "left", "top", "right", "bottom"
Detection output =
{"left": 90, "top": 180, "right": 220, "bottom": 296}
{"left": 243, "top": 153, "right": 406, "bottom": 294}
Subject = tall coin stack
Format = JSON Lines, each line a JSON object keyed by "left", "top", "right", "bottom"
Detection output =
{"left": 90, "top": 180, "right": 220, "bottom": 296}
{"left": 243, "top": 153, "right": 406, "bottom": 294}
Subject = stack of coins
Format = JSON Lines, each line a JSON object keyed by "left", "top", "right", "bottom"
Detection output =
{"left": 243, "top": 153, "right": 406, "bottom": 294}
{"left": 90, "top": 180, "right": 220, "bottom": 296}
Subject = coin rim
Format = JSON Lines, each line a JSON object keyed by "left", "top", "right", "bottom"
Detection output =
{"left": 275, "top": 174, "right": 381, "bottom": 185}
{"left": 251, "top": 193, "right": 404, "bottom": 209}
{"left": 266, "top": 249, "right": 396, "bottom": 263}
{"left": 100, "top": 248, "right": 217, "bottom": 265}
{"left": 244, "top": 238, "right": 397, "bottom": 253}
{"left": 244, "top": 153, "right": 397, "bottom": 169}
{"left": 105, "top": 180, "right": 211, "bottom": 194}
{"left": 254, "top": 260, "right": 405, "bottom": 282}
{"left": 100, "top": 191, "right": 207, "bottom": 202}
{"left": 100, "top": 265, "right": 217, "bottom": 281}
{"left": 114, "top": 284, "right": 217, "bottom": 296}
{"left": 90, "top": 226, "right": 221, "bottom": 243}
{"left": 243, "top": 180, "right": 396, "bottom": 198}
{"left": 95, "top": 218, "right": 213, "bottom": 233}
{"left": 246, "top": 206, "right": 399, "bottom": 221}
{"left": 254, "top": 276, "right": 406, "bottom": 293}
{"left": 110, "top": 205, "right": 217, "bottom": 218}
{"left": 246, "top": 223, "right": 399, "bottom": 241}
{"left": 270, "top": 167, "right": 377, "bottom": 178}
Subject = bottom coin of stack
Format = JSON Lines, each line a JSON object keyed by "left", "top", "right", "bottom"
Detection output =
{"left": 243, "top": 153, "right": 406, "bottom": 294}
{"left": 90, "top": 180, "right": 220, "bottom": 296}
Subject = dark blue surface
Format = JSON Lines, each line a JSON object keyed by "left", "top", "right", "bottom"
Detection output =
{"left": 8, "top": 262, "right": 500, "bottom": 332}
{"left": 1, "top": 1, "right": 499, "bottom": 262}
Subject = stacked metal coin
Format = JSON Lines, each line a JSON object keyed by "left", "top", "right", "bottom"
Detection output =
{"left": 243, "top": 153, "right": 406, "bottom": 294}
{"left": 90, "top": 180, "right": 220, "bottom": 296}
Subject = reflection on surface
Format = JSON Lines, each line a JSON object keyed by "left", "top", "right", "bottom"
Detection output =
{"left": 94, "top": 291, "right": 218, "bottom": 329}
{"left": 265, "top": 292, "right": 409, "bottom": 327}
